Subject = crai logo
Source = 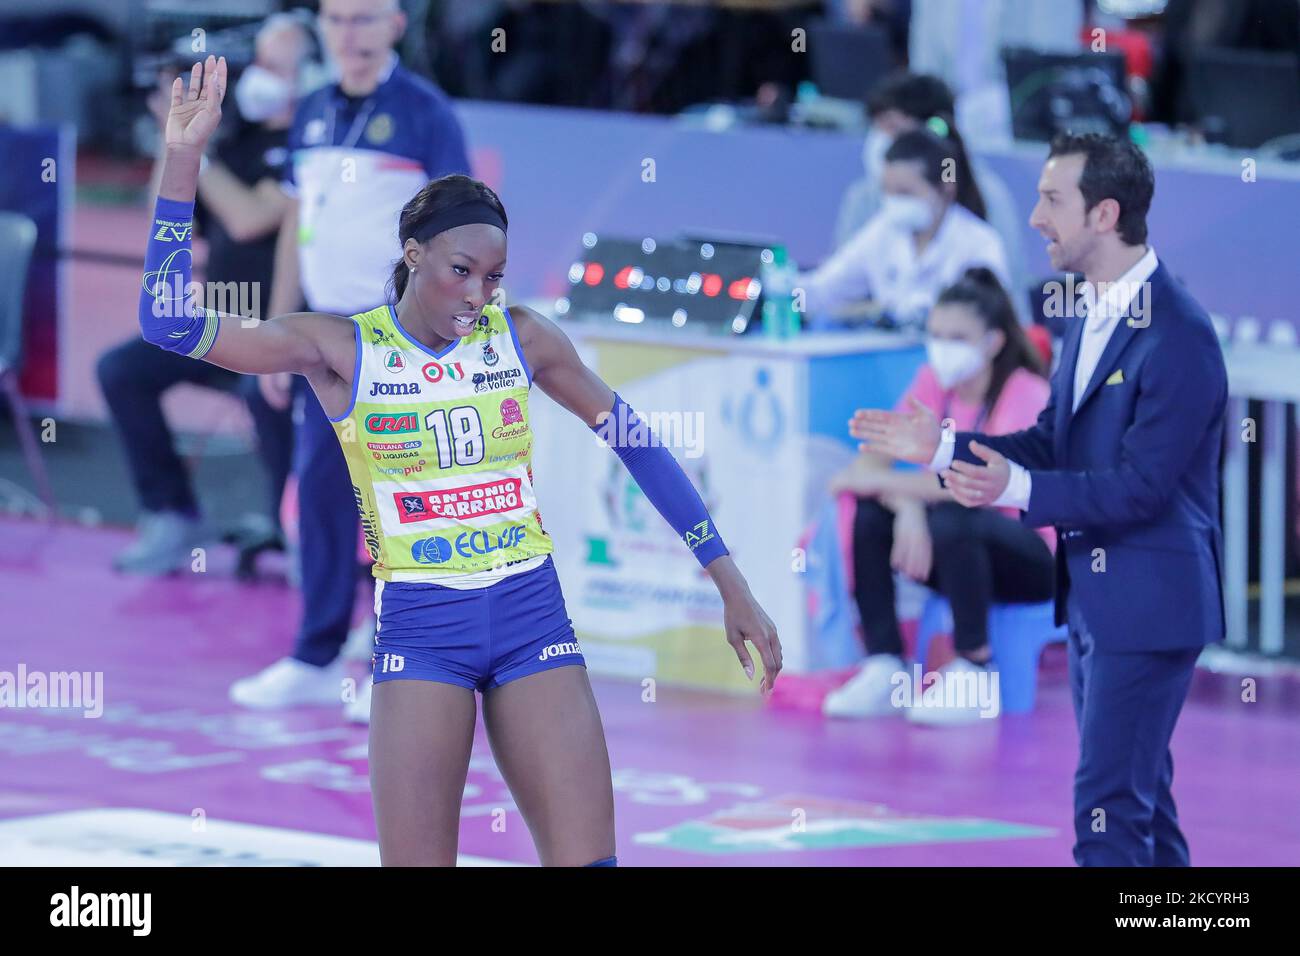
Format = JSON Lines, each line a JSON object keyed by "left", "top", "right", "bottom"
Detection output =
{"left": 364, "top": 411, "right": 420, "bottom": 434}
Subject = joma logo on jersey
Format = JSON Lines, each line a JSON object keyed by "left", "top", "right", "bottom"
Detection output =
{"left": 364, "top": 412, "right": 419, "bottom": 434}
{"left": 422, "top": 361, "right": 465, "bottom": 384}
{"left": 370, "top": 381, "right": 421, "bottom": 396}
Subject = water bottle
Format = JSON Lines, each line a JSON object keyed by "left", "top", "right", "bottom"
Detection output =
{"left": 761, "top": 246, "right": 799, "bottom": 339}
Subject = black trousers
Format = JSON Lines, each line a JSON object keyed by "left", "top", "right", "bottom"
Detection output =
{"left": 851, "top": 499, "right": 1055, "bottom": 655}
{"left": 97, "top": 337, "right": 292, "bottom": 521}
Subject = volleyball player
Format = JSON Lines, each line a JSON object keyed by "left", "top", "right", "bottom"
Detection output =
{"left": 139, "top": 56, "right": 781, "bottom": 866}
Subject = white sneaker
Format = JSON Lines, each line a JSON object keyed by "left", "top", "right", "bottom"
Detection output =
{"left": 823, "top": 654, "right": 908, "bottom": 718}
{"left": 343, "top": 675, "right": 372, "bottom": 725}
{"left": 906, "top": 657, "right": 1001, "bottom": 726}
{"left": 342, "top": 614, "right": 376, "bottom": 662}
{"left": 228, "top": 657, "right": 346, "bottom": 709}
{"left": 113, "top": 511, "right": 207, "bottom": 576}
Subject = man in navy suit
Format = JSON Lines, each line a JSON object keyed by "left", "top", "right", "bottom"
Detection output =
{"left": 853, "top": 132, "right": 1227, "bottom": 866}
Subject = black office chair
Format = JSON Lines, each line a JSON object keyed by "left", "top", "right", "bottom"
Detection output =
{"left": 0, "top": 210, "right": 56, "bottom": 516}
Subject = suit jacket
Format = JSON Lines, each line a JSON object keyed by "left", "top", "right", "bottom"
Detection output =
{"left": 952, "top": 261, "right": 1227, "bottom": 652}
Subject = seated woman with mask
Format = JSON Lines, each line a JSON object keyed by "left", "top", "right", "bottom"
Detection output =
{"left": 825, "top": 268, "right": 1055, "bottom": 724}
{"left": 799, "top": 124, "right": 1010, "bottom": 329}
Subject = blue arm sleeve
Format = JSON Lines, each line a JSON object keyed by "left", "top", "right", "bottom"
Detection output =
{"left": 139, "top": 195, "right": 220, "bottom": 359}
{"left": 592, "top": 393, "right": 729, "bottom": 569}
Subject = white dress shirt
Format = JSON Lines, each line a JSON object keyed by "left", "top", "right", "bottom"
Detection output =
{"left": 929, "top": 247, "right": 1159, "bottom": 510}
{"left": 801, "top": 202, "right": 1011, "bottom": 322}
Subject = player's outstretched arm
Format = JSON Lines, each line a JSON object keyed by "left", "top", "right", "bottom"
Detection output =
{"left": 138, "top": 55, "right": 351, "bottom": 378}
{"left": 513, "top": 304, "right": 783, "bottom": 692}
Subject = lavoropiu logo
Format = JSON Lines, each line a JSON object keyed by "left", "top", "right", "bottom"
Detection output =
{"left": 50, "top": 886, "right": 150, "bottom": 936}
{"left": 1, "top": 665, "right": 103, "bottom": 718}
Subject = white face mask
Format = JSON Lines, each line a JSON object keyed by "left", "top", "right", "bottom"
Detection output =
{"left": 926, "top": 338, "right": 988, "bottom": 389}
{"left": 235, "top": 65, "right": 294, "bottom": 122}
{"left": 880, "top": 194, "right": 935, "bottom": 234}
{"left": 862, "top": 129, "right": 892, "bottom": 179}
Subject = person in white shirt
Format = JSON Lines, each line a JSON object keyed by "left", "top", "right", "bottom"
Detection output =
{"left": 833, "top": 73, "right": 1028, "bottom": 309}
{"left": 801, "top": 125, "right": 1011, "bottom": 328}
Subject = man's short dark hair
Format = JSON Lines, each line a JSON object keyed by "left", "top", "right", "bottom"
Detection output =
{"left": 867, "top": 72, "right": 955, "bottom": 122}
{"left": 1048, "top": 132, "right": 1155, "bottom": 246}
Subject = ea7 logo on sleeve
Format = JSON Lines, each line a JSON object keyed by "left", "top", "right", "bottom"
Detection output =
{"left": 152, "top": 220, "right": 192, "bottom": 242}
{"left": 50, "top": 886, "right": 151, "bottom": 936}
{"left": 683, "top": 520, "right": 716, "bottom": 551}
{"left": 364, "top": 411, "right": 420, "bottom": 434}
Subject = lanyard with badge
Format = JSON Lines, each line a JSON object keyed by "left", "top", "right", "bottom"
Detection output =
{"left": 303, "top": 93, "right": 378, "bottom": 245}
{"left": 325, "top": 94, "right": 378, "bottom": 150}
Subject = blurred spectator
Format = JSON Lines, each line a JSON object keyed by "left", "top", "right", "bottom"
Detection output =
{"left": 834, "top": 0, "right": 913, "bottom": 63}
{"left": 229, "top": 0, "right": 470, "bottom": 722}
{"left": 824, "top": 267, "right": 1053, "bottom": 724}
{"left": 909, "top": 0, "right": 1086, "bottom": 144}
{"left": 833, "top": 72, "right": 1026, "bottom": 308}
{"left": 97, "top": 14, "right": 309, "bottom": 575}
{"left": 802, "top": 122, "right": 1011, "bottom": 327}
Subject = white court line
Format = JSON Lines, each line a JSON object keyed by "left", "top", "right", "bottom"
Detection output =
{"left": 0, "top": 809, "right": 522, "bottom": 867}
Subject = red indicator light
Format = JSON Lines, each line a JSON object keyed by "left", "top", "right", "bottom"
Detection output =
{"left": 702, "top": 273, "right": 722, "bottom": 297}
{"left": 584, "top": 263, "right": 605, "bottom": 286}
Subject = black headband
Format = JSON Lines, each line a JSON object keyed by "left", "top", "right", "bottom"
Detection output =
{"left": 410, "top": 200, "right": 507, "bottom": 243}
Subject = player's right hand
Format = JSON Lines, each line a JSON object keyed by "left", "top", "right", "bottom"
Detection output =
{"left": 165, "top": 55, "right": 226, "bottom": 153}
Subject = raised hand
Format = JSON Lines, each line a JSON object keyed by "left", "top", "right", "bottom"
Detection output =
{"left": 849, "top": 396, "right": 943, "bottom": 465}
{"left": 165, "top": 55, "right": 227, "bottom": 153}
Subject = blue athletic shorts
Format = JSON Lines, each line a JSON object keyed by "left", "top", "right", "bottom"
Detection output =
{"left": 371, "top": 556, "right": 585, "bottom": 692}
